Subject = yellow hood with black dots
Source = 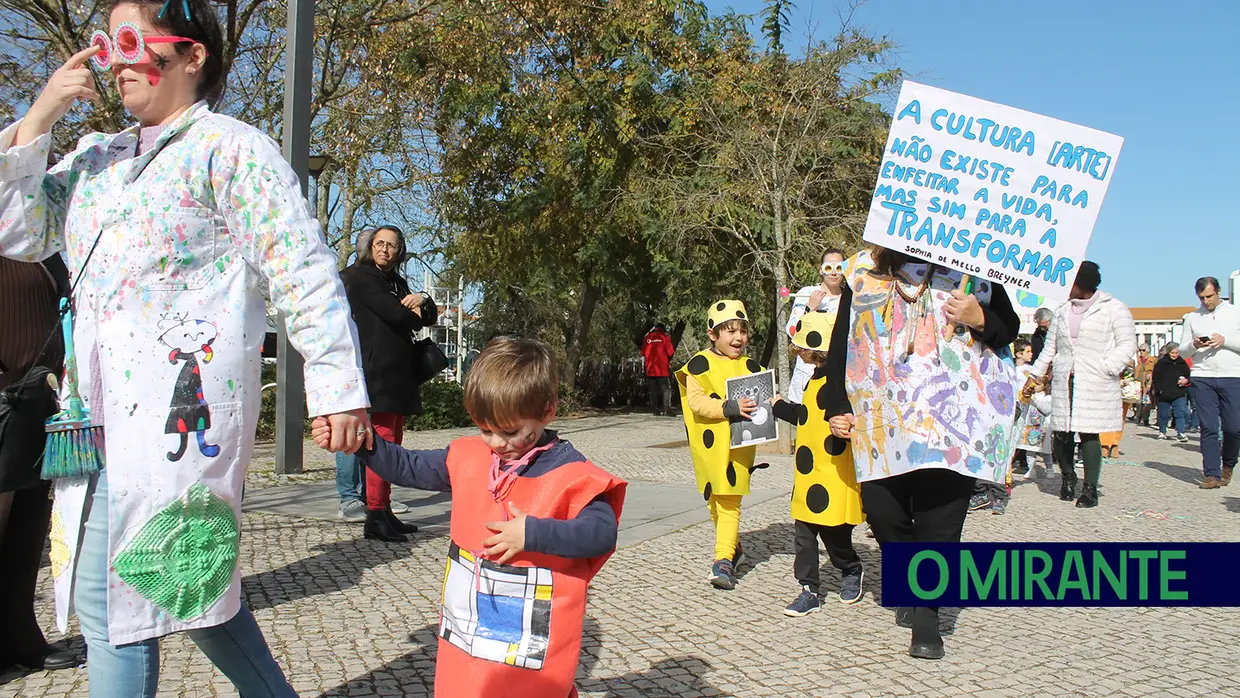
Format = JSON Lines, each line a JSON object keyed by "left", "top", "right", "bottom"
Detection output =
{"left": 707, "top": 299, "right": 749, "bottom": 331}
{"left": 790, "top": 310, "right": 837, "bottom": 351}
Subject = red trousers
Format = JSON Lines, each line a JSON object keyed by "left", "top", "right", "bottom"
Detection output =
{"left": 366, "top": 412, "right": 404, "bottom": 511}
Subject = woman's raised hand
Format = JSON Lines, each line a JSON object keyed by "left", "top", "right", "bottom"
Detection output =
{"left": 15, "top": 46, "right": 101, "bottom": 147}
{"left": 943, "top": 290, "right": 985, "bottom": 330}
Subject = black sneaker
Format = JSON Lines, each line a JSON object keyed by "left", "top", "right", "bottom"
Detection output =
{"left": 783, "top": 586, "right": 821, "bottom": 616}
{"left": 839, "top": 567, "right": 865, "bottom": 604}
{"left": 709, "top": 559, "right": 736, "bottom": 590}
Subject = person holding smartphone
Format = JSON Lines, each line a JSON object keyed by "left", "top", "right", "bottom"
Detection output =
{"left": 1178, "top": 277, "right": 1240, "bottom": 489}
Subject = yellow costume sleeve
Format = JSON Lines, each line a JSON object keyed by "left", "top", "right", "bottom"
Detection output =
{"left": 685, "top": 374, "right": 726, "bottom": 420}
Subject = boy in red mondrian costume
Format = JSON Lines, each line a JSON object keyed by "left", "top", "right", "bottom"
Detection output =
{"left": 312, "top": 336, "right": 626, "bottom": 697}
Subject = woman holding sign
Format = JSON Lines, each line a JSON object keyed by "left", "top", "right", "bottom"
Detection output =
{"left": 822, "top": 246, "right": 1019, "bottom": 660}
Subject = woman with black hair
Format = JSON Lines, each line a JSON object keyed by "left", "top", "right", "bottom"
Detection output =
{"left": 340, "top": 225, "right": 438, "bottom": 541}
{"left": 1026, "top": 261, "right": 1136, "bottom": 508}
{"left": 822, "top": 245, "right": 1021, "bottom": 660}
{"left": 0, "top": 0, "right": 371, "bottom": 694}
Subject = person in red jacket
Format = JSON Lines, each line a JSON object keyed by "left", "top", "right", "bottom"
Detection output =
{"left": 641, "top": 323, "right": 677, "bottom": 415}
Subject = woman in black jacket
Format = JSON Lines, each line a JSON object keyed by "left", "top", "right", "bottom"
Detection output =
{"left": 0, "top": 254, "right": 77, "bottom": 672}
{"left": 341, "top": 225, "right": 439, "bottom": 541}
{"left": 1152, "top": 343, "right": 1192, "bottom": 442}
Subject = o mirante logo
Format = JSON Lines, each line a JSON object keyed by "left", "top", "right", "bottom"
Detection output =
{"left": 882, "top": 543, "right": 1232, "bottom": 607}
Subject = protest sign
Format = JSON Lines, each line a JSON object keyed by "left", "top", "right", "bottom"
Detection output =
{"left": 862, "top": 81, "right": 1123, "bottom": 300}
{"left": 1012, "top": 289, "right": 1062, "bottom": 335}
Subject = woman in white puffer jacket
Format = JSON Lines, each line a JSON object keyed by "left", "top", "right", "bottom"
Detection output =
{"left": 1027, "top": 261, "right": 1136, "bottom": 508}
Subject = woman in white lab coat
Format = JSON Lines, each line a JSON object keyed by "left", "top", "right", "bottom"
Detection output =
{"left": 0, "top": 1, "right": 372, "bottom": 695}
{"left": 784, "top": 248, "right": 847, "bottom": 403}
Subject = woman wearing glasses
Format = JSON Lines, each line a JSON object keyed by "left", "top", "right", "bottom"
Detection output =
{"left": 0, "top": 1, "right": 370, "bottom": 695}
{"left": 339, "top": 225, "right": 438, "bottom": 541}
{"left": 784, "top": 248, "right": 847, "bottom": 403}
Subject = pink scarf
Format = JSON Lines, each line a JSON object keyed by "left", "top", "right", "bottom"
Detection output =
{"left": 1068, "top": 294, "right": 1097, "bottom": 342}
{"left": 488, "top": 438, "right": 558, "bottom": 509}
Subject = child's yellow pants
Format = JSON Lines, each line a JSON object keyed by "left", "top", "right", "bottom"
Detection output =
{"left": 708, "top": 494, "right": 743, "bottom": 561}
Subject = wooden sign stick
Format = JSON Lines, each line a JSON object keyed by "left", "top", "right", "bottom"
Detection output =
{"left": 947, "top": 273, "right": 973, "bottom": 338}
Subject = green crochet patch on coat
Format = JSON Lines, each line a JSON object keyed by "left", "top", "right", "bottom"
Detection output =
{"left": 113, "top": 482, "right": 239, "bottom": 621}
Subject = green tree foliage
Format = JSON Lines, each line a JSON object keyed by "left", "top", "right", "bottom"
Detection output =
{"left": 433, "top": 0, "right": 748, "bottom": 380}
{"left": 760, "top": 0, "right": 795, "bottom": 56}
{"left": 633, "top": 21, "right": 899, "bottom": 393}
{"left": 3, "top": 0, "right": 903, "bottom": 403}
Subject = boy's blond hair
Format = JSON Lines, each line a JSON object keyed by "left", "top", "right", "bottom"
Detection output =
{"left": 464, "top": 336, "right": 559, "bottom": 429}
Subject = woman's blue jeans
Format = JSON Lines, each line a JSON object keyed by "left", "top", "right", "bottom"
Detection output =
{"left": 335, "top": 451, "right": 365, "bottom": 504}
{"left": 1158, "top": 397, "right": 1190, "bottom": 437}
{"left": 75, "top": 470, "right": 297, "bottom": 698}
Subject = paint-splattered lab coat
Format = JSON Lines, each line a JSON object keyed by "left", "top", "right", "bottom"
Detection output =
{"left": 0, "top": 102, "right": 368, "bottom": 644}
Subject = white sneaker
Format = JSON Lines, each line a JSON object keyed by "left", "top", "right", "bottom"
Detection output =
{"left": 338, "top": 499, "right": 367, "bottom": 523}
{"left": 390, "top": 500, "right": 410, "bottom": 514}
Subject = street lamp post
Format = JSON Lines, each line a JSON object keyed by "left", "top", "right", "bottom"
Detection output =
{"left": 307, "top": 154, "right": 330, "bottom": 213}
{"left": 308, "top": 154, "right": 330, "bottom": 177}
{"left": 274, "top": 0, "right": 314, "bottom": 475}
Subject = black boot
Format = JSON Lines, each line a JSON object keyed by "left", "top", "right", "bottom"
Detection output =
{"left": 895, "top": 607, "right": 914, "bottom": 628}
{"left": 9, "top": 647, "right": 79, "bottom": 671}
{"left": 364, "top": 508, "right": 407, "bottom": 542}
{"left": 386, "top": 507, "right": 419, "bottom": 534}
{"left": 908, "top": 607, "right": 944, "bottom": 659}
{"left": 1075, "top": 482, "right": 1099, "bottom": 508}
{"left": 1059, "top": 470, "right": 1078, "bottom": 501}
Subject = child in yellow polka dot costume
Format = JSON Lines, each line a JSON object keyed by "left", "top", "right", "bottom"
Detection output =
{"left": 769, "top": 310, "right": 866, "bottom": 615}
{"left": 675, "top": 300, "right": 766, "bottom": 590}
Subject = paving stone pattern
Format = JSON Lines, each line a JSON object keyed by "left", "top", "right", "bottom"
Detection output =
{"left": 3, "top": 417, "right": 1239, "bottom": 697}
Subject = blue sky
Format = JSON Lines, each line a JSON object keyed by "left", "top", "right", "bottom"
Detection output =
{"left": 705, "top": 0, "right": 1240, "bottom": 308}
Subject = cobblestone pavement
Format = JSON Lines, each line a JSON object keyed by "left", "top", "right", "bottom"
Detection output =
{"left": 4, "top": 416, "right": 1239, "bottom": 697}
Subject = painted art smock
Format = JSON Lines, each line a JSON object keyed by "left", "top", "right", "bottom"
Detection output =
{"left": 842, "top": 250, "right": 1017, "bottom": 485}
{"left": 675, "top": 350, "right": 763, "bottom": 499}
{"left": 0, "top": 102, "right": 368, "bottom": 644}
